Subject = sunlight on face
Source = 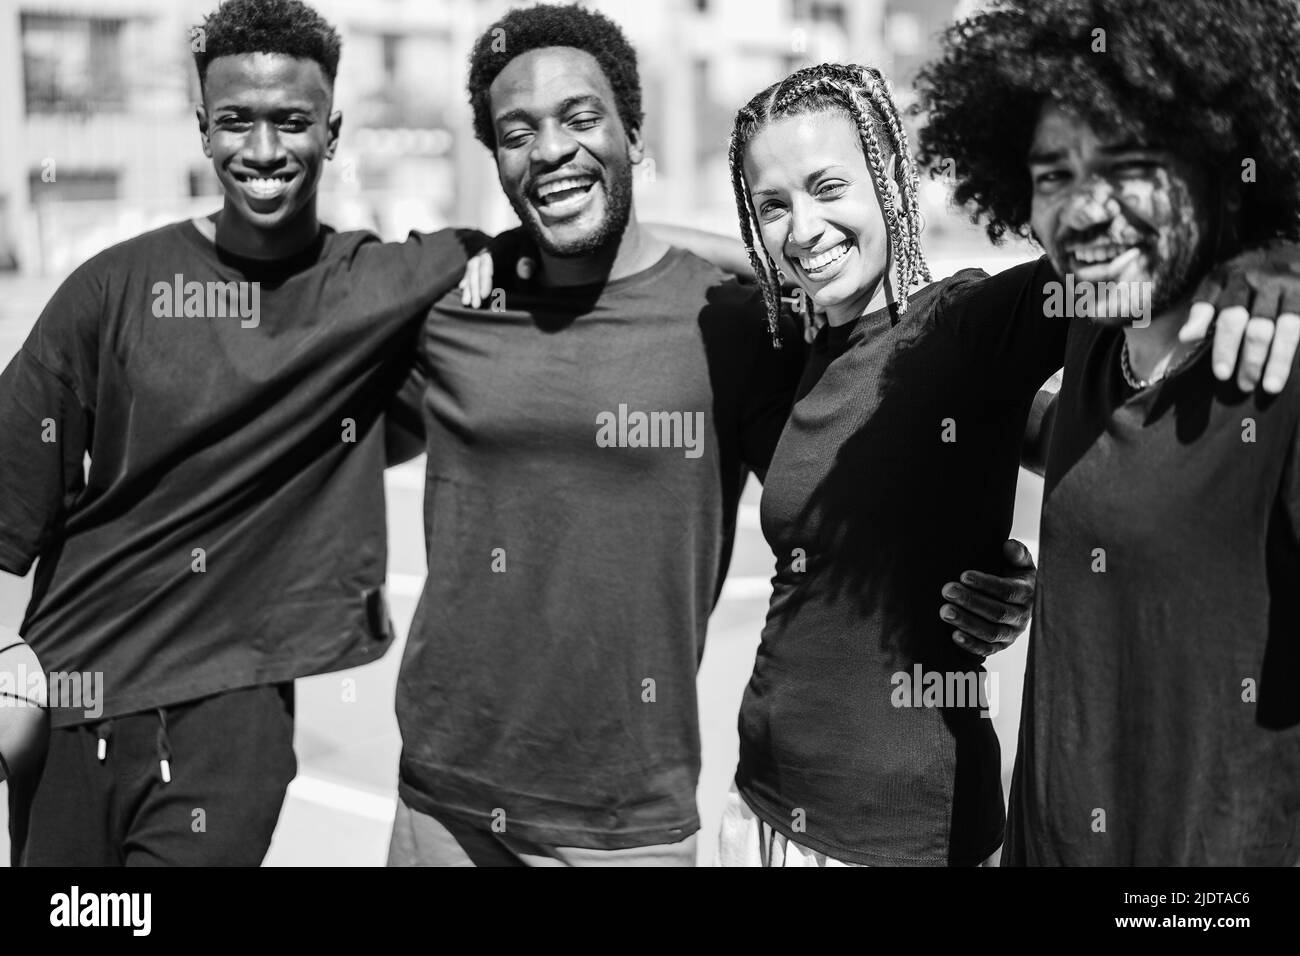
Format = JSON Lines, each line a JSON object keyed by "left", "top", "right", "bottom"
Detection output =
{"left": 1028, "top": 102, "right": 1215, "bottom": 324}
{"left": 744, "top": 111, "right": 891, "bottom": 325}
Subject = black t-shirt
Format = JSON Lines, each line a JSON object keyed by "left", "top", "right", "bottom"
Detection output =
{"left": 0, "top": 220, "right": 477, "bottom": 725}
{"left": 1005, "top": 317, "right": 1300, "bottom": 866}
{"left": 394, "top": 243, "right": 805, "bottom": 849}
{"left": 737, "top": 257, "right": 1065, "bottom": 866}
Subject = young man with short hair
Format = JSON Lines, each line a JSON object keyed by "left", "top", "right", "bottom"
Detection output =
{"left": 0, "top": 0, "right": 479, "bottom": 865}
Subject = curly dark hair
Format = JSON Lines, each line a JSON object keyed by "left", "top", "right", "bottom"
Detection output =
{"left": 193, "top": 0, "right": 341, "bottom": 90}
{"left": 915, "top": 0, "right": 1300, "bottom": 246}
{"left": 467, "top": 3, "right": 644, "bottom": 149}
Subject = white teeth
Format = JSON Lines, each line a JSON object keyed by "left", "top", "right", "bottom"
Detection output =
{"left": 536, "top": 177, "right": 593, "bottom": 200}
{"left": 243, "top": 176, "right": 290, "bottom": 198}
{"left": 796, "top": 240, "right": 851, "bottom": 272}
{"left": 1072, "top": 244, "right": 1129, "bottom": 264}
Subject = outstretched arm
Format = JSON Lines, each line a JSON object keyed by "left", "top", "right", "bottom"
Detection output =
{"left": 644, "top": 223, "right": 751, "bottom": 277}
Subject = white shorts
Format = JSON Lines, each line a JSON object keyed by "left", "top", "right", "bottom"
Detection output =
{"left": 715, "top": 783, "right": 861, "bottom": 867}
{"left": 715, "top": 782, "right": 1002, "bottom": 867}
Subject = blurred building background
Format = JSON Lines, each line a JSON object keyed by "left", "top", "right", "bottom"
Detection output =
{"left": 0, "top": 0, "right": 1016, "bottom": 277}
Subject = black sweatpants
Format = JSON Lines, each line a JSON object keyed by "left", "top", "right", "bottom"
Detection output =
{"left": 8, "top": 682, "right": 296, "bottom": 866}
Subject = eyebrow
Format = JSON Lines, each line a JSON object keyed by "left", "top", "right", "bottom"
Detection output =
{"left": 211, "top": 103, "right": 316, "bottom": 116}
{"left": 1028, "top": 140, "right": 1158, "bottom": 164}
{"left": 494, "top": 94, "right": 605, "bottom": 129}
{"left": 751, "top": 165, "right": 845, "bottom": 197}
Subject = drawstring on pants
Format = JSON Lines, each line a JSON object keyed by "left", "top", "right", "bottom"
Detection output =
{"left": 156, "top": 708, "right": 172, "bottom": 784}
{"left": 94, "top": 710, "right": 172, "bottom": 784}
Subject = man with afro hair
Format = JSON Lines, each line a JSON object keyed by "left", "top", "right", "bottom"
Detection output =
{"left": 919, "top": 0, "right": 1300, "bottom": 865}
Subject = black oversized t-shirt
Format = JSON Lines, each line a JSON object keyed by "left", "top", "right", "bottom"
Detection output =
{"left": 0, "top": 219, "right": 477, "bottom": 726}
{"left": 394, "top": 244, "right": 804, "bottom": 849}
{"left": 1005, "top": 317, "right": 1300, "bottom": 866}
{"left": 737, "top": 257, "right": 1065, "bottom": 866}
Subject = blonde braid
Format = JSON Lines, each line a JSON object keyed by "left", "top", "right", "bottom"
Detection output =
{"left": 728, "top": 111, "right": 786, "bottom": 348}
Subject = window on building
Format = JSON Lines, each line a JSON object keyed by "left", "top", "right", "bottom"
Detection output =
{"left": 791, "top": 0, "right": 847, "bottom": 30}
{"left": 28, "top": 169, "right": 120, "bottom": 204}
{"left": 21, "top": 13, "right": 128, "bottom": 115}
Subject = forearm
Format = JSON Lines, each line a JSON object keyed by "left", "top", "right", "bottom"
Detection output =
{"left": 1020, "top": 371, "right": 1062, "bottom": 477}
{"left": 645, "top": 223, "right": 750, "bottom": 277}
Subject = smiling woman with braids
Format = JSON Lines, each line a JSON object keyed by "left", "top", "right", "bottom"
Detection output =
{"left": 716, "top": 61, "right": 1300, "bottom": 867}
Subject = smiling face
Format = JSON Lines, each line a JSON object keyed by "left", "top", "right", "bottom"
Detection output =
{"left": 743, "top": 110, "right": 891, "bottom": 325}
{"left": 488, "top": 46, "right": 638, "bottom": 259}
{"left": 198, "top": 53, "right": 339, "bottom": 239}
{"left": 1028, "top": 102, "right": 1217, "bottom": 324}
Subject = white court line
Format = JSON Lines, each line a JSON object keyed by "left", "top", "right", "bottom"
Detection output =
{"left": 287, "top": 774, "right": 397, "bottom": 823}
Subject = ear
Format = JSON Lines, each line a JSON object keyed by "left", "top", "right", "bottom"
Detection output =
{"left": 626, "top": 124, "right": 646, "bottom": 165}
{"left": 196, "top": 104, "right": 212, "bottom": 159}
{"left": 326, "top": 109, "right": 343, "bottom": 160}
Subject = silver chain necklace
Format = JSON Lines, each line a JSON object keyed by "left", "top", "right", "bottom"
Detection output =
{"left": 1120, "top": 339, "right": 1193, "bottom": 390}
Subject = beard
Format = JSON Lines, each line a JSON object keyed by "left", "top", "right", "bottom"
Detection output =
{"left": 509, "top": 162, "right": 635, "bottom": 259}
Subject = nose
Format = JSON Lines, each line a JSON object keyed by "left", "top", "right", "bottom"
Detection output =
{"left": 530, "top": 120, "right": 579, "bottom": 169}
{"left": 786, "top": 195, "right": 825, "bottom": 254}
{"left": 1060, "top": 175, "right": 1121, "bottom": 232}
{"left": 242, "top": 121, "right": 286, "bottom": 168}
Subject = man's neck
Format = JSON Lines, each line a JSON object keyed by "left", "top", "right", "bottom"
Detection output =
{"left": 537, "top": 211, "right": 668, "bottom": 288}
{"left": 1121, "top": 297, "right": 1199, "bottom": 381}
{"left": 210, "top": 203, "right": 321, "bottom": 260}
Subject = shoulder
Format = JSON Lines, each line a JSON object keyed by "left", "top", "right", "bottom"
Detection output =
{"left": 348, "top": 226, "right": 487, "bottom": 267}
{"left": 931, "top": 257, "right": 1056, "bottom": 316}
{"left": 65, "top": 220, "right": 199, "bottom": 284}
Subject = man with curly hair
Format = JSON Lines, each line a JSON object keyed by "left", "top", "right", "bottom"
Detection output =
{"left": 0, "top": 0, "right": 483, "bottom": 865}
{"left": 919, "top": 0, "right": 1300, "bottom": 864}
{"left": 382, "top": 1, "right": 811, "bottom": 867}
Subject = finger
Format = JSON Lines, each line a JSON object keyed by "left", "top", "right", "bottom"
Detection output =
{"left": 1179, "top": 301, "right": 1216, "bottom": 344}
{"left": 1190, "top": 267, "right": 1225, "bottom": 313}
{"left": 460, "top": 280, "right": 471, "bottom": 306}
{"left": 952, "top": 628, "right": 1022, "bottom": 658}
{"left": 950, "top": 572, "right": 1034, "bottom": 607}
{"left": 940, "top": 601, "right": 1022, "bottom": 647}
{"left": 1001, "top": 538, "right": 1034, "bottom": 568}
{"left": 940, "top": 589, "right": 1028, "bottom": 632}
{"left": 1211, "top": 306, "right": 1250, "bottom": 380}
{"left": 1249, "top": 280, "right": 1284, "bottom": 323}
{"left": 1217, "top": 269, "right": 1253, "bottom": 313}
{"left": 951, "top": 630, "right": 995, "bottom": 659}
{"left": 1235, "top": 317, "right": 1276, "bottom": 392}
{"left": 476, "top": 257, "right": 494, "bottom": 304}
{"left": 1263, "top": 312, "right": 1300, "bottom": 393}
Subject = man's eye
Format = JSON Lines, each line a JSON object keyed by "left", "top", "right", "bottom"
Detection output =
{"left": 1112, "top": 160, "right": 1160, "bottom": 176}
{"left": 502, "top": 131, "right": 533, "bottom": 149}
{"left": 569, "top": 114, "right": 600, "bottom": 130}
{"left": 1034, "top": 170, "right": 1068, "bottom": 188}
{"left": 216, "top": 117, "right": 250, "bottom": 130}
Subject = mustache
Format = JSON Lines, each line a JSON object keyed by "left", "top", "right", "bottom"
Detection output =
{"left": 1055, "top": 222, "right": 1154, "bottom": 249}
